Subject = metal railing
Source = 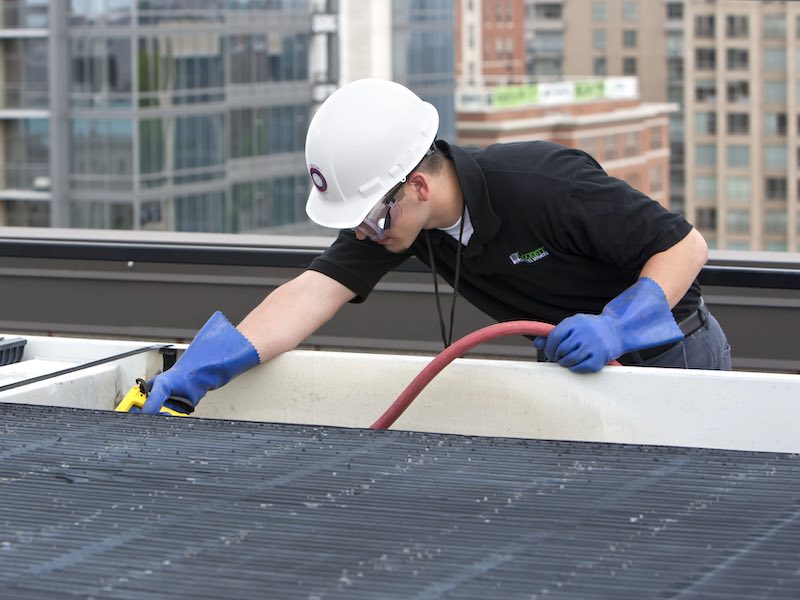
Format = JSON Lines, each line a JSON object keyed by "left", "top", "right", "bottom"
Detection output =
{"left": 0, "top": 229, "right": 798, "bottom": 373}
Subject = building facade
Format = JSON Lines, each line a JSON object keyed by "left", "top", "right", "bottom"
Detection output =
{"left": 0, "top": 0, "right": 456, "bottom": 233}
{"left": 684, "top": 0, "right": 799, "bottom": 252}
{"left": 0, "top": 0, "right": 332, "bottom": 233}
{"left": 457, "top": 0, "right": 800, "bottom": 252}
{"left": 457, "top": 77, "right": 675, "bottom": 207}
{"left": 457, "top": 1, "right": 686, "bottom": 211}
{"left": 339, "top": 0, "right": 456, "bottom": 142}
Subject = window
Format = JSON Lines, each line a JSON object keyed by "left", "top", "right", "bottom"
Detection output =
{"left": 725, "top": 15, "right": 748, "bottom": 38}
{"left": 667, "top": 57, "right": 683, "bottom": 82}
{"left": 726, "top": 80, "right": 749, "bottom": 104}
{"left": 726, "top": 48, "right": 749, "bottom": 70}
{"left": 725, "top": 177, "right": 751, "bottom": 203}
{"left": 695, "top": 111, "right": 717, "bottom": 135}
{"left": 764, "top": 15, "right": 786, "bottom": 40}
{"left": 765, "top": 145, "right": 787, "bottom": 171}
{"left": 71, "top": 201, "right": 134, "bottom": 230}
{"left": 696, "top": 143, "right": 716, "bottom": 167}
{"left": 765, "top": 241, "right": 787, "bottom": 252}
{"left": 649, "top": 166, "right": 663, "bottom": 193}
{"left": 765, "top": 177, "right": 787, "bottom": 201}
{"left": 593, "top": 57, "right": 607, "bottom": 76}
{"left": 624, "top": 132, "right": 639, "bottom": 156}
{"left": 695, "top": 48, "right": 716, "bottom": 70}
{"left": 726, "top": 210, "right": 750, "bottom": 234}
{"left": 764, "top": 47, "right": 786, "bottom": 72}
{"left": 532, "top": 31, "right": 563, "bottom": 53}
{"left": 666, "top": 3, "right": 683, "bottom": 20}
{"left": 70, "top": 118, "right": 134, "bottom": 191}
{"left": 695, "top": 80, "right": 716, "bottom": 102}
{"left": 726, "top": 241, "right": 750, "bottom": 250}
{"left": 529, "top": 57, "right": 562, "bottom": 76}
{"left": 764, "top": 211, "right": 787, "bottom": 235}
{"left": 695, "top": 15, "right": 715, "bottom": 38}
{"left": 696, "top": 207, "right": 716, "bottom": 231}
{"left": 622, "top": 30, "right": 637, "bottom": 48}
{"left": 592, "top": 29, "right": 607, "bottom": 50}
{"left": 666, "top": 32, "right": 683, "bottom": 57}
{"left": 649, "top": 126, "right": 664, "bottom": 150}
{"left": 592, "top": 1, "right": 607, "bottom": 21}
{"left": 727, "top": 113, "right": 749, "bottom": 135}
{"left": 695, "top": 176, "right": 717, "bottom": 200}
{"left": 533, "top": 3, "right": 562, "bottom": 19}
{"left": 604, "top": 134, "right": 618, "bottom": 160}
{"left": 3, "top": 118, "right": 49, "bottom": 189}
{"left": 765, "top": 112, "right": 787, "bottom": 136}
{"left": 764, "top": 80, "right": 787, "bottom": 104}
{"left": 621, "top": 1, "right": 636, "bottom": 21}
{"left": 71, "top": 37, "right": 133, "bottom": 108}
{"left": 727, "top": 145, "right": 750, "bottom": 168}
{"left": 622, "top": 57, "right": 637, "bottom": 75}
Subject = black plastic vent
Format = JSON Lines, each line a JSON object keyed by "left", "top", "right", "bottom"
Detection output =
{"left": 0, "top": 336, "right": 25, "bottom": 366}
{"left": 1, "top": 403, "right": 799, "bottom": 599}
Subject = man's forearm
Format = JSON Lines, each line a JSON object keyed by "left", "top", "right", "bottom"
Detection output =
{"left": 237, "top": 270, "right": 356, "bottom": 362}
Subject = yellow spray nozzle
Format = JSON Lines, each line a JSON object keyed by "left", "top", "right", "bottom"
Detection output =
{"left": 115, "top": 384, "right": 188, "bottom": 417}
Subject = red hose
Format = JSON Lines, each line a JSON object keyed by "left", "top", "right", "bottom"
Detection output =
{"left": 370, "top": 320, "right": 621, "bottom": 430}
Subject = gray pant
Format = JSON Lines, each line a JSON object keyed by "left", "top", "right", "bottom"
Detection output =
{"left": 635, "top": 312, "right": 732, "bottom": 370}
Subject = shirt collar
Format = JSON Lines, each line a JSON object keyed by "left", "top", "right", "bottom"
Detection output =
{"left": 435, "top": 140, "right": 501, "bottom": 256}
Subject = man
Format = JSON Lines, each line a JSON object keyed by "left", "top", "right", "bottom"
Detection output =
{"left": 140, "top": 78, "right": 730, "bottom": 416}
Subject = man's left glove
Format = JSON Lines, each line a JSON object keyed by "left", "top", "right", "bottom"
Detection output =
{"left": 140, "top": 311, "right": 261, "bottom": 414}
{"left": 533, "top": 277, "right": 683, "bottom": 373}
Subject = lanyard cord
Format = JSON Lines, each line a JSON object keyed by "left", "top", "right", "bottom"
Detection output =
{"left": 425, "top": 201, "right": 466, "bottom": 349}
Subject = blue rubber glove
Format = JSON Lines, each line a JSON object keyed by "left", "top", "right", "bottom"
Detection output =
{"left": 533, "top": 277, "right": 684, "bottom": 373}
{"left": 140, "top": 311, "right": 260, "bottom": 414}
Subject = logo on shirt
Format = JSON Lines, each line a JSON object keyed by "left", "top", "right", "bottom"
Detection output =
{"left": 509, "top": 246, "right": 550, "bottom": 265}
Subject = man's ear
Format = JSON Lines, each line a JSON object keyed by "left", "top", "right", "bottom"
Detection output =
{"left": 407, "top": 171, "right": 431, "bottom": 202}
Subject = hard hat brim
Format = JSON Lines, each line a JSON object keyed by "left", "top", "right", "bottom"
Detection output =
{"left": 305, "top": 185, "right": 381, "bottom": 230}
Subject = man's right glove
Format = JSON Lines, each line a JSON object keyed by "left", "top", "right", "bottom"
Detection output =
{"left": 139, "top": 311, "right": 260, "bottom": 415}
{"left": 533, "top": 277, "right": 684, "bottom": 373}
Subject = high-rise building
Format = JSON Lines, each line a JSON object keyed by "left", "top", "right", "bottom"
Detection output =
{"left": 339, "top": 0, "right": 456, "bottom": 142}
{"left": 457, "top": 76, "right": 676, "bottom": 208}
{"left": 0, "top": 0, "right": 50, "bottom": 227}
{"left": 0, "top": 0, "right": 456, "bottom": 233}
{"left": 560, "top": 0, "right": 687, "bottom": 215}
{"left": 0, "top": 0, "right": 336, "bottom": 233}
{"left": 684, "top": 0, "right": 799, "bottom": 252}
{"left": 457, "top": 0, "right": 526, "bottom": 88}
{"left": 457, "top": 0, "right": 800, "bottom": 252}
{"left": 458, "top": 1, "right": 686, "bottom": 209}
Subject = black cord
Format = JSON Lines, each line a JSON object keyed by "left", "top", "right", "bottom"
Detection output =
{"left": 425, "top": 202, "right": 466, "bottom": 349}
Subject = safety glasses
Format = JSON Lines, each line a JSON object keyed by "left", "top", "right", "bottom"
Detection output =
{"left": 353, "top": 179, "right": 404, "bottom": 242}
{"left": 354, "top": 144, "right": 435, "bottom": 242}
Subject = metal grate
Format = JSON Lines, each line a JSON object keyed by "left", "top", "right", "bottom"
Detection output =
{"left": 1, "top": 403, "right": 799, "bottom": 599}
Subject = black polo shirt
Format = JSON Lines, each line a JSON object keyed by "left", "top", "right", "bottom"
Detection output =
{"left": 308, "top": 140, "right": 700, "bottom": 326}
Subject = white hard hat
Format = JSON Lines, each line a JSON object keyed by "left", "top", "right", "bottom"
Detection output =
{"left": 305, "top": 78, "right": 439, "bottom": 229}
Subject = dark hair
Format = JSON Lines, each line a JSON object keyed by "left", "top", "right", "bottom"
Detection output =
{"left": 414, "top": 145, "right": 446, "bottom": 176}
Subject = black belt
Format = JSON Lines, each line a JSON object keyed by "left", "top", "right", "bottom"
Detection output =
{"left": 620, "top": 297, "right": 708, "bottom": 364}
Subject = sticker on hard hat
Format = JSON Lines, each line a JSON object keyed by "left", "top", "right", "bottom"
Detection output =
{"left": 309, "top": 166, "right": 327, "bottom": 192}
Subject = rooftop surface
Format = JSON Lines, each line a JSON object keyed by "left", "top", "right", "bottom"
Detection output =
{"left": 1, "top": 403, "right": 799, "bottom": 599}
